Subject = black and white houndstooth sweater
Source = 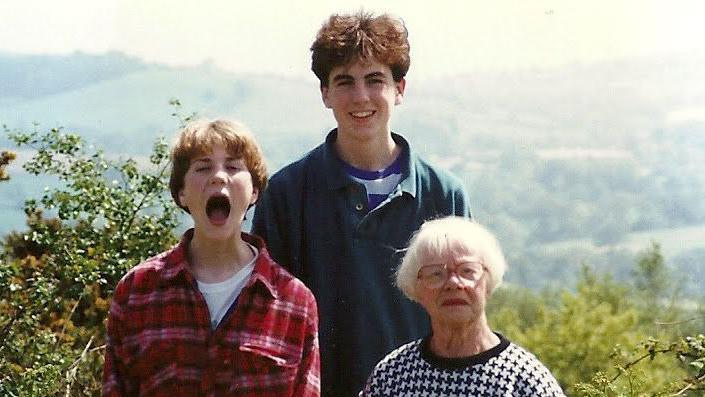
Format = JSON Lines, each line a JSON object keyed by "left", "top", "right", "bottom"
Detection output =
{"left": 360, "top": 333, "right": 566, "bottom": 397}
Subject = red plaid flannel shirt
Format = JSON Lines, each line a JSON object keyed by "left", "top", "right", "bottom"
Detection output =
{"left": 102, "top": 230, "right": 320, "bottom": 397}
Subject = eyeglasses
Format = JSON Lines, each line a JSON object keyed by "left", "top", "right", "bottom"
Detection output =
{"left": 417, "top": 261, "right": 485, "bottom": 289}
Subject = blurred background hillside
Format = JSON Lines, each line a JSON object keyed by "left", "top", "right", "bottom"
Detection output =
{"left": 2, "top": 50, "right": 704, "bottom": 295}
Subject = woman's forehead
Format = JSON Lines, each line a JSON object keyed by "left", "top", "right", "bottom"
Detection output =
{"left": 417, "top": 241, "right": 480, "bottom": 263}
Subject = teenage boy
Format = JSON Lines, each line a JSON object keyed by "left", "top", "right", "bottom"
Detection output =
{"left": 103, "top": 120, "right": 320, "bottom": 396}
{"left": 252, "top": 11, "right": 471, "bottom": 396}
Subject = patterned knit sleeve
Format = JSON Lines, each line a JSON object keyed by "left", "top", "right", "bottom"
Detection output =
{"left": 514, "top": 346, "right": 566, "bottom": 397}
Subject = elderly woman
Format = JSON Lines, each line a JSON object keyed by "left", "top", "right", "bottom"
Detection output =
{"left": 360, "top": 216, "right": 565, "bottom": 396}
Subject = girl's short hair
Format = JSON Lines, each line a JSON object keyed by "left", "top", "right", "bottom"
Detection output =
{"left": 169, "top": 119, "right": 268, "bottom": 212}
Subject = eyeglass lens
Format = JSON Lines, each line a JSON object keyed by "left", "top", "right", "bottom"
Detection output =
{"left": 418, "top": 262, "right": 483, "bottom": 288}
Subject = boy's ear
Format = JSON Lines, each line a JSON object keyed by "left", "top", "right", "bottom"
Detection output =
{"left": 394, "top": 78, "right": 406, "bottom": 106}
{"left": 321, "top": 85, "right": 332, "bottom": 109}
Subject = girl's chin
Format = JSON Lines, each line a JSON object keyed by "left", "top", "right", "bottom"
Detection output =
{"left": 196, "top": 222, "right": 241, "bottom": 237}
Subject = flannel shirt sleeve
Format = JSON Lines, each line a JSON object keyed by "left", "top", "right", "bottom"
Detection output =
{"left": 102, "top": 280, "right": 135, "bottom": 397}
{"left": 292, "top": 293, "right": 320, "bottom": 397}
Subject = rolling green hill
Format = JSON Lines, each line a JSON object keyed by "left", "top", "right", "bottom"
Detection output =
{"left": 545, "top": 224, "right": 705, "bottom": 259}
{"left": 2, "top": 51, "right": 704, "bottom": 294}
{"left": 0, "top": 62, "right": 330, "bottom": 160}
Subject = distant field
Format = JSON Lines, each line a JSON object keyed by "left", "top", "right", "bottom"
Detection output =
{"left": 622, "top": 225, "right": 705, "bottom": 257}
{"left": 544, "top": 224, "right": 705, "bottom": 258}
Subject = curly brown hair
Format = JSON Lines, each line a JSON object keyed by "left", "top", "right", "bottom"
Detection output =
{"left": 169, "top": 119, "right": 268, "bottom": 213}
{"left": 311, "top": 10, "right": 410, "bottom": 87}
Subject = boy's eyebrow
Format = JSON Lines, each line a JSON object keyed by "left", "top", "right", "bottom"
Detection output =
{"left": 365, "top": 71, "right": 386, "bottom": 79}
{"left": 331, "top": 74, "right": 354, "bottom": 83}
{"left": 331, "top": 71, "right": 387, "bottom": 84}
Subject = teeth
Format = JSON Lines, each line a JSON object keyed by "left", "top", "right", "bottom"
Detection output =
{"left": 351, "top": 111, "right": 373, "bottom": 118}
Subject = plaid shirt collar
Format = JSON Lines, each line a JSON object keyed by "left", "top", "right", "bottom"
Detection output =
{"left": 158, "top": 228, "right": 278, "bottom": 299}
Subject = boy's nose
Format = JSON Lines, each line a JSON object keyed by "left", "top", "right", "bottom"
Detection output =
{"left": 351, "top": 84, "right": 370, "bottom": 102}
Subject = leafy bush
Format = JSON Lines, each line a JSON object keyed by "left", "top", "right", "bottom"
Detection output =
{"left": 0, "top": 125, "right": 178, "bottom": 396}
{"left": 490, "top": 257, "right": 704, "bottom": 396}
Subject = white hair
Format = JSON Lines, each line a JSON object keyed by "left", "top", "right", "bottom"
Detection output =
{"left": 396, "top": 216, "right": 507, "bottom": 301}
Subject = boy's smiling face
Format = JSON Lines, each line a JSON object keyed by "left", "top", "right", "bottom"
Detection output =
{"left": 321, "top": 57, "right": 405, "bottom": 144}
{"left": 178, "top": 146, "right": 258, "bottom": 240}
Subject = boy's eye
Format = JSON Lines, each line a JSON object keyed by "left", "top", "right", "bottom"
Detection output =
{"left": 195, "top": 166, "right": 211, "bottom": 172}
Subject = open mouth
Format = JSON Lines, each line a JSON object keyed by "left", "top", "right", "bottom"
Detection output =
{"left": 206, "top": 195, "right": 231, "bottom": 224}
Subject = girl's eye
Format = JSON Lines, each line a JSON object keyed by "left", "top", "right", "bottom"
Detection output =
{"left": 196, "top": 166, "right": 210, "bottom": 172}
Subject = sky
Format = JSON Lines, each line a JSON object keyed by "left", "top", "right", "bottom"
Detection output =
{"left": 1, "top": 0, "right": 705, "bottom": 81}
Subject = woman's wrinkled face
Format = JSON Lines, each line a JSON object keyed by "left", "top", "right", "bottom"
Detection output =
{"left": 415, "top": 250, "right": 489, "bottom": 326}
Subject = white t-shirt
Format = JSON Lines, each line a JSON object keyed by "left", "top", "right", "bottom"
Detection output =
{"left": 197, "top": 244, "right": 257, "bottom": 329}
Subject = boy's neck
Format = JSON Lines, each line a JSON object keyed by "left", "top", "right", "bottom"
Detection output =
{"left": 188, "top": 231, "right": 255, "bottom": 283}
{"left": 334, "top": 131, "right": 400, "bottom": 171}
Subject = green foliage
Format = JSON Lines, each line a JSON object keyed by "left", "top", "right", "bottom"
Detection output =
{"left": 0, "top": 125, "right": 178, "bottom": 396}
{"left": 490, "top": 262, "right": 703, "bottom": 396}
{"left": 575, "top": 334, "right": 705, "bottom": 396}
{"left": 632, "top": 243, "right": 672, "bottom": 318}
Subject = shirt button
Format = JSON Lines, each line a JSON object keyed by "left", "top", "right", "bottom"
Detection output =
{"left": 355, "top": 203, "right": 364, "bottom": 211}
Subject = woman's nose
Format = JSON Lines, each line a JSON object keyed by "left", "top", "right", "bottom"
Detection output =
{"left": 444, "top": 272, "right": 465, "bottom": 289}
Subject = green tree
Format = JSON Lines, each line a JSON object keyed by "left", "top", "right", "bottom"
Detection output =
{"left": 0, "top": 125, "right": 179, "bottom": 396}
{"left": 490, "top": 265, "right": 691, "bottom": 395}
{"left": 632, "top": 243, "right": 672, "bottom": 315}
